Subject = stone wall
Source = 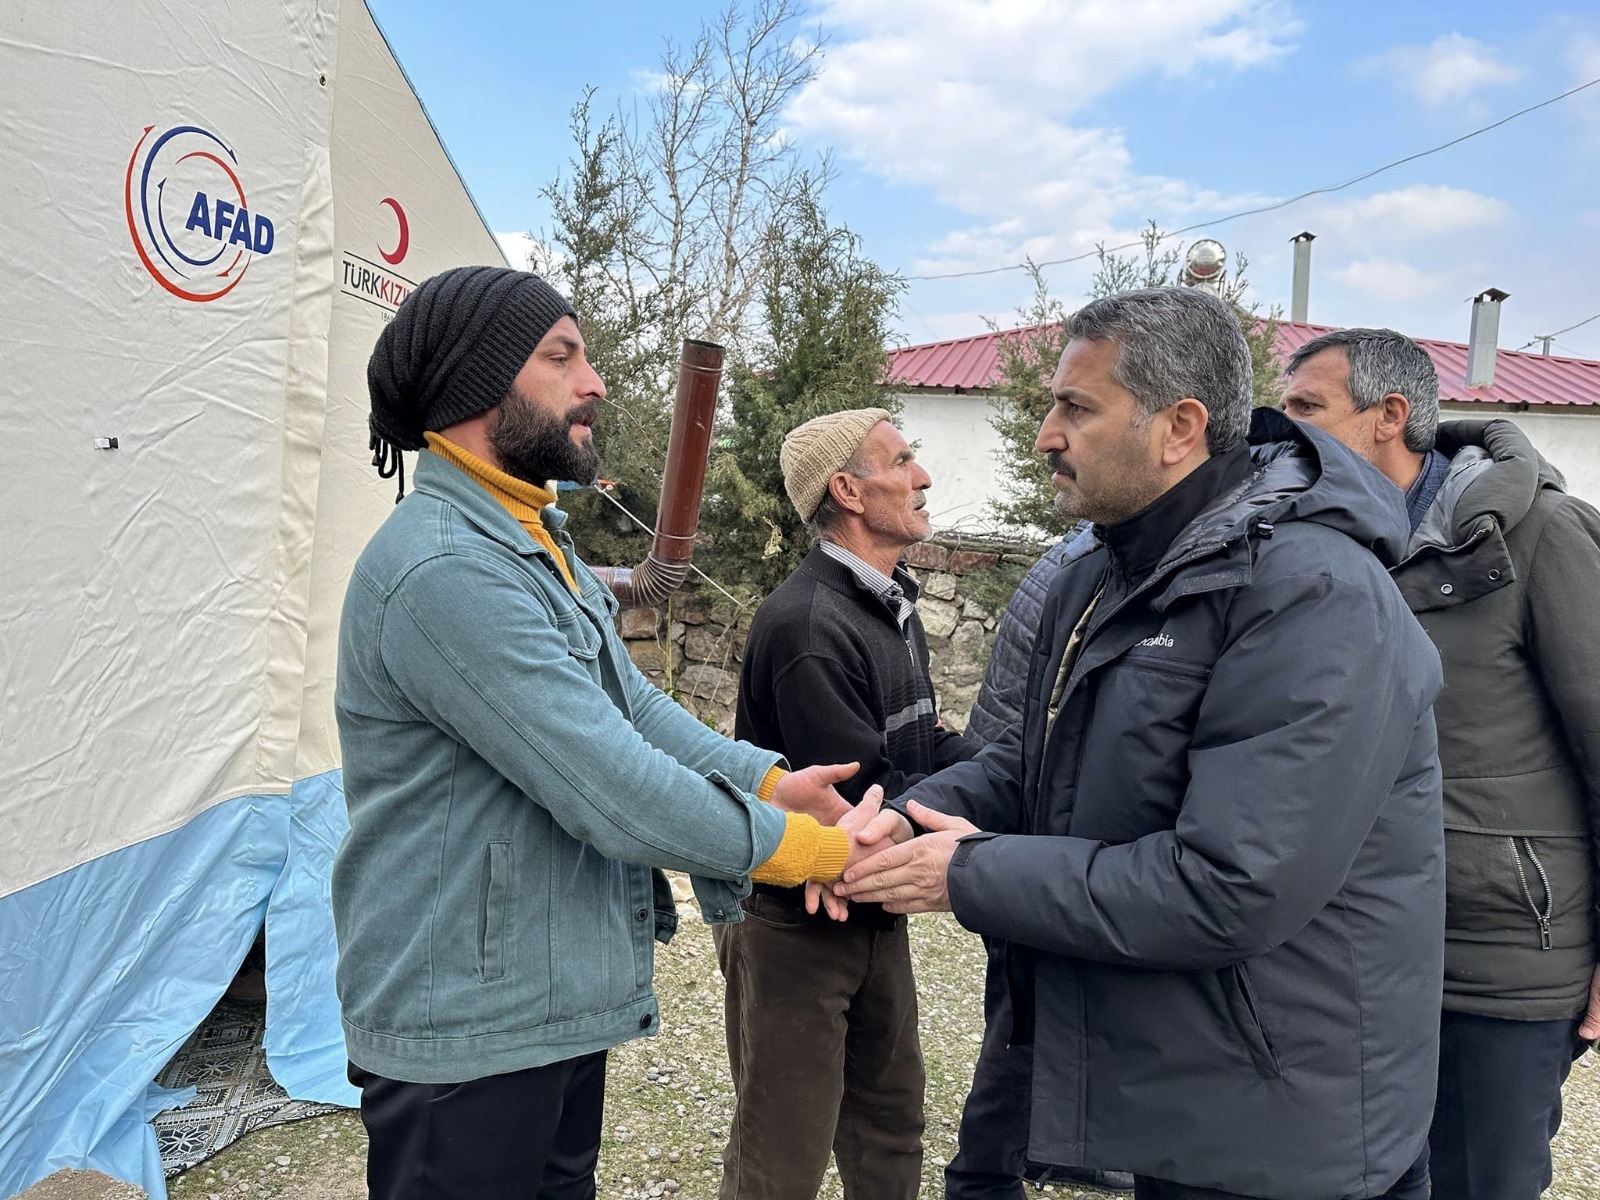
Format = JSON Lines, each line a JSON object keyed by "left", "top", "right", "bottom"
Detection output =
{"left": 613, "top": 539, "right": 1039, "bottom": 736}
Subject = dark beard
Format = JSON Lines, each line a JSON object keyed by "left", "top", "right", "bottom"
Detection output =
{"left": 489, "top": 389, "right": 600, "bottom": 488}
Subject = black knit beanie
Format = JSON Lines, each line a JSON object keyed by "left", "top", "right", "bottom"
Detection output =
{"left": 367, "top": 265, "right": 577, "bottom": 500}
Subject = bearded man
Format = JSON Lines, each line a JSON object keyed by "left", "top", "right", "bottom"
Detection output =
{"left": 332, "top": 266, "right": 871, "bottom": 1200}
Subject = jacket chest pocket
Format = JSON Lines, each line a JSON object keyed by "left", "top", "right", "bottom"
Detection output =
{"left": 1072, "top": 652, "right": 1211, "bottom": 838}
{"left": 553, "top": 606, "right": 604, "bottom": 661}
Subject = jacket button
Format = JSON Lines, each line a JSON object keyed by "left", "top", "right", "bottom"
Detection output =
{"left": 712, "top": 909, "right": 727, "bottom": 920}
{"left": 1488, "top": 569, "right": 1501, "bottom": 581}
{"left": 639, "top": 1012, "right": 654, "bottom": 1029}
{"left": 1440, "top": 583, "right": 1454, "bottom": 595}
{"left": 635, "top": 906, "right": 650, "bottom": 923}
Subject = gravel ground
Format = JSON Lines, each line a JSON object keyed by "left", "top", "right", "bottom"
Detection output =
{"left": 169, "top": 909, "right": 1600, "bottom": 1200}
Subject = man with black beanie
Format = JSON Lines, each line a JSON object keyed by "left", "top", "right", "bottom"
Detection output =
{"left": 332, "top": 266, "right": 873, "bottom": 1200}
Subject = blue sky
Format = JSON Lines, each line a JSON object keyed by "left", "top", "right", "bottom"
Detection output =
{"left": 369, "top": 0, "right": 1600, "bottom": 358}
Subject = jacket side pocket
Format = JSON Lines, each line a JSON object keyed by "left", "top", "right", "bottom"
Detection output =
{"left": 479, "top": 840, "right": 512, "bottom": 981}
{"left": 1227, "top": 962, "right": 1283, "bottom": 1080}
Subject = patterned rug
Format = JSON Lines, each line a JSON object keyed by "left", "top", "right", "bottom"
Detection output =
{"left": 153, "top": 999, "right": 343, "bottom": 1176}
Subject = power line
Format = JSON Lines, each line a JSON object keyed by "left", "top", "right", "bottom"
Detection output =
{"left": 905, "top": 75, "right": 1600, "bottom": 283}
{"left": 1519, "top": 310, "right": 1600, "bottom": 352}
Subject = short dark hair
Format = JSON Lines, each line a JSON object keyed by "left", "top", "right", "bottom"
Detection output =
{"left": 1065, "top": 286, "right": 1253, "bottom": 455}
{"left": 1285, "top": 328, "right": 1440, "bottom": 453}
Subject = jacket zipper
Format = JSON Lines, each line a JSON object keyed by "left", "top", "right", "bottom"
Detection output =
{"left": 1393, "top": 521, "right": 1490, "bottom": 572}
{"left": 1508, "top": 837, "right": 1555, "bottom": 950}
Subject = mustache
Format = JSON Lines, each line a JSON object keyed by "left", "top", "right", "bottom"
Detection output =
{"left": 1047, "top": 451, "right": 1075, "bottom": 480}
{"left": 568, "top": 402, "right": 599, "bottom": 429}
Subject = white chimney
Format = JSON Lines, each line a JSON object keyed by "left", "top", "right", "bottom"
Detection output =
{"left": 1466, "top": 288, "right": 1509, "bottom": 388}
{"left": 1289, "top": 232, "right": 1315, "bottom": 323}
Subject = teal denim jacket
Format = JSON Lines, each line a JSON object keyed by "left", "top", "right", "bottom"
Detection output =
{"left": 332, "top": 450, "right": 786, "bottom": 1083}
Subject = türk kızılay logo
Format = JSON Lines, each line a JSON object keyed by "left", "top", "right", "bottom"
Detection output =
{"left": 124, "top": 124, "right": 277, "bottom": 302}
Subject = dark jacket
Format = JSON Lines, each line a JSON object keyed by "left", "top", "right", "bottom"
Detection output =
{"left": 903, "top": 410, "right": 1445, "bottom": 1198}
{"left": 737, "top": 546, "right": 975, "bottom": 923}
{"left": 1397, "top": 419, "right": 1600, "bottom": 1020}
{"left": 966, "top": 528, "right": 1095, "bottom": 745}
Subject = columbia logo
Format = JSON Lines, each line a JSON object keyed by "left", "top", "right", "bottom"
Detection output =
{"left": 1138, "top": 633, "right": 1174, "bottom": 648}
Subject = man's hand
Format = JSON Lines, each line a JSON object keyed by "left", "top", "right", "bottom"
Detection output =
{"left": 1580, "top": 964, "right": 1600, "bottom": 1042}
{"left": 771, "top": 762, "right": 857, "bottom": 825}
{"left": 805, "top": 784, "right": 890, "bottom": 921}
{"left": 832, "top": 800, "right": 980, "bottom": 914}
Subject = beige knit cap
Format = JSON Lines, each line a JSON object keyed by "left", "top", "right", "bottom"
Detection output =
{"left": 780, "top": 407, "right": 893, "bottom": 522}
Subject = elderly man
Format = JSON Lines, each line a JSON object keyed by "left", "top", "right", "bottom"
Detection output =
{"left": 840, "top": 287, "right": 1442, "bottom": 1199}
{"left": 715, "top": 408, "right": 977, "bottom": 1200}
{"left": 1282, "top": 327, "right": 1600, "bottom": 1200}
{"left": 333, "top": 266, "right": 871, "bottom": 1200}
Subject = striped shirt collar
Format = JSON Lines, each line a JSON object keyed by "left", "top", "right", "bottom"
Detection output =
{"left": 819, "top": 539, "right": 919, "bottom": 630}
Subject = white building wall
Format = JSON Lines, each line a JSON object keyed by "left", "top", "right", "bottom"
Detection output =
{"left": 894, "top": 391, "right": 1009, "bottom": 534}
{"left": 1442, "top": 407, "right": 1600, "bottom": 505}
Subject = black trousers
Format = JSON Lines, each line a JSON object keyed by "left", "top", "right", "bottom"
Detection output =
{"left": 945, "top": 941, "right": 1033, "bottom": 1199}
{"left": 349, "top": 1052, "right": 607, "bottom": 1200}
{"left": 1429, "top": 1009, "right": 1588, "bottom": 1200}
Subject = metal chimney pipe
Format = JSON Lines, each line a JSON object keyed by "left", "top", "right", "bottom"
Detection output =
{"left": 1289, "top": 232, "right": 1315, "bottom": 323}
{"left": 593, "top": 338, "right": 724, "bottom": 608}
{"left": 1467, "top": 288, "right": 1510, "bottom": 388}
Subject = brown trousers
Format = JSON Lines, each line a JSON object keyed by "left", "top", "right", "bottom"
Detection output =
{"left": 713, "top": 890, "right": 925, "bottom": 1200}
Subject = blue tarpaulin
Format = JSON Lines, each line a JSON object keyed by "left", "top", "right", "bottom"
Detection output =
{"left": 0, "top": 773, "right": 355, "bottom": 1200}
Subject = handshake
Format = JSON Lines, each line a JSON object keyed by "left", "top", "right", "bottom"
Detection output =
{"left": 768, "top": 763, "right": 982, "bottom": 922}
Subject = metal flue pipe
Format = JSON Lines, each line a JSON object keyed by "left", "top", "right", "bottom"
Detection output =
{"left": 593, "top": 338, "right": 724, "bottom": 608}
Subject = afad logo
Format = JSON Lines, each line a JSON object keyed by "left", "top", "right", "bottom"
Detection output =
{"left": 124, "top": 124, "right": 276, "bottom": 302}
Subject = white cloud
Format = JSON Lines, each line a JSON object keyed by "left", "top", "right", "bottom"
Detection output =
{"left": 496, "top": 231, "right": 566, "bottom": 274}
{"left": 786, "top": 0, "right": 1298, "bottom": 275}
{"left": 495, "top": 231, "right": 540, "bottom": 271}
{"left": 1298, "top": 185, "right": 1511, "bottom": 242}
{"left": 1359, "top": 33, "right": 1520, "bottom": 108}
{"left": 1327, "top": 258, "right": 1443, "bottom": 304}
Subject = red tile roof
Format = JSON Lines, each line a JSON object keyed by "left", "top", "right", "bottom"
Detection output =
{"left": 886, "top": 319, "right": 1600, "bottom": 408}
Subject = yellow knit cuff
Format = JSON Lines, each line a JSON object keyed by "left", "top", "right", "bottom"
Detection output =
{"left": 756, "top": 765, "right": 787, "bottom": 804}
{"left": 809, "top": 826, "right": 852, "bottom": 884}
{"left": 749, "top": 815, "right": 852, "bottom": 887}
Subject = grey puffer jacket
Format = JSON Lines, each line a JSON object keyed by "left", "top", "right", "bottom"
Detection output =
{"left": 966, "top": 528, "right": 1095, "bottom": 745}
{"left": 1398, "top": 419, "right": 1600, "bottom": 1020}
{"left": 904, "top": 410, "right": 1445, "bottom": 1198}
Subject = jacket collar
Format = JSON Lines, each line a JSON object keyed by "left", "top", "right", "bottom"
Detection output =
{"left": 412, "top": 448, "right": 570, "bottom": 556}
{"left": 799, "top": 544, "right": 920, "bottom": 611}
{"left": 1097, "top": 443, "right": 1251, "bottom": 586}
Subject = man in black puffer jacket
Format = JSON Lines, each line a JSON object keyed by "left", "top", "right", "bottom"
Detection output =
{"left": 1283, "top": 327, "right": 1600, "bottom": 1200}
{"left": 840, "top": 287, "right": 1443, "bottom": 1199}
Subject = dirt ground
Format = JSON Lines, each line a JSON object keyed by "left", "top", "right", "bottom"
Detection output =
{"left": 167, "top": 911, "right": 1600, "bottom": 1200}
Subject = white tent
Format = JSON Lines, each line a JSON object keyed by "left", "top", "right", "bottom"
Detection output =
{"left": 0, "top": 2, "right": 506, "bottom": 1193}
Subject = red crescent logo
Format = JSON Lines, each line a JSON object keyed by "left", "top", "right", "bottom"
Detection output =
{"left": 379, "top": 197, "right": 410, "bottom": 265}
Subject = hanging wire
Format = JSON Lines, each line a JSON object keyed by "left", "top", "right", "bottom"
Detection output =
{"left": 591, "top": 484, "right": 750, "bottom": 611}
{"left": 904, "top": 76, "right": 1600, "bottom": 283}
{"left": 1519, "top": 311, "right": 1600, "bottom": 352}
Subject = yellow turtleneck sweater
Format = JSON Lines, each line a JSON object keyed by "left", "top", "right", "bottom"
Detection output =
{"left": 423, "top": 434, "right": 848, "bottom": 888}
{"left": 425, "top": 432, "right": 580, "bottom": 591}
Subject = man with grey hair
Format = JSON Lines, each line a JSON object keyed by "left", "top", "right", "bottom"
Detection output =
{"left": 840, "top": 287, "right": 1443, "bottom": 1198}
{"left": 1283, "top": 327, "right": 1600, "bottom": 1200}
{"left": 718, "top": 408, "right": 977, "bottom": 1200}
